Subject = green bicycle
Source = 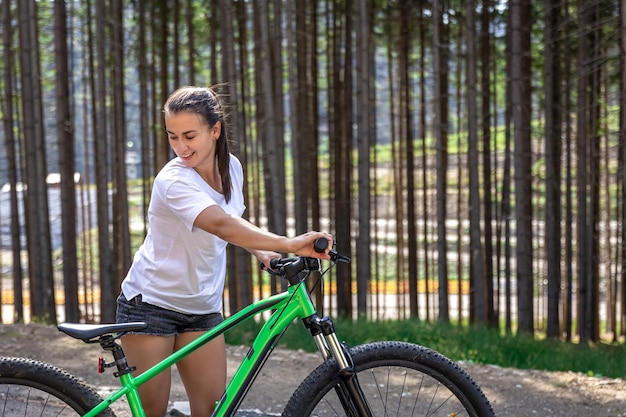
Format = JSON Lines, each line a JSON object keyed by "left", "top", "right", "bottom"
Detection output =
{"left": 0, "top": 239, "right": 495, "bottom": 416}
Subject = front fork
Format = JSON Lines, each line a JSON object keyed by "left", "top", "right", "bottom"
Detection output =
{"left": 303, "top": 315, "right": 374, "bottom": 417}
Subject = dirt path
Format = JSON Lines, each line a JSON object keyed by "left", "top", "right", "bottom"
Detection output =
{"left": 1, "top": 323, "right": 625, "bottom": 416}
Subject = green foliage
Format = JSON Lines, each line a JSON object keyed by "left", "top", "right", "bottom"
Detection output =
{"left": 225, "top": 318, "right": 626, "bottom": 379}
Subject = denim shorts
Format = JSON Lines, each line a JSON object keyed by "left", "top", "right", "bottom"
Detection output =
{"left": 116, "top": 293, "right": 223, "bottom": 336}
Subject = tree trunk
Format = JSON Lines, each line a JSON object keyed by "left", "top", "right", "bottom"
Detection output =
{"left": 333, "top": 0, "right": 353, "bottom": 317}
{"left": 544, "top": 0, "right": 563, "bottom": 339}
{"left": 433, "top": 0, "right": 450, "bottom": 323}
{"left": 587, "top": 2, "right": 601, "bottom": 343}
{"left": 254, "top": 0, "right": 287, "bottom": 296}
{"left": 576, "top": 0, "right": 603, "bottom": 344}
{"left": 563, "top": 0, "right": 574, "bottom": 342}
{"left": 453, "top": 17, "right": 465, "bottom": 325}
{"left": 355, "top": 0, "right": 372, "bottom": 317}
{"left": 94, "top": 0, "right": 115, "bottom": 322}
{"left": 221, "top": 0, "right": 252, "bottom": 312}
{"left": 308, "top": 1, "right": 323, "bottom": 309}
{"left": 235, "top": 0, "right": 263, "bottom": 305}
{"left": 510, "top": 0, "right": 534, "bottom": 334}
{"left": 111, "top": 0, "right": 131, "bottom": 292}
{"left": 17, "top": 0, "right": 56, "bottom": 323}
{"left": 154, "top": 1, "right": 170, "bottom": 172}
{"left": 619, "top": 0, "right": 626, "bottom": 339}
{"left": 480, "top": 0, "right": 496, "bottom": 327}
{"left": 186, "top": 0, "right": 195, "bottom": 85}
{"left": 2, "top": 0, "right": 25, "bottom": 323}
{"left": 82, "top": 0, "right": 98, "bottom": 322}
{"left": 136, "top": 0, "right": 151, "bottom": 230}
{"left": 54, "top": 0, "right": 80, "bottom": 322}
{"left": 398, "top": 0, "right": 417, "bottom": 319}
{"left": 466, "top": 0, "right": 487, "bottom": 325}
{"left": 418, "top": 4, "right": 427, "bottom": 321}
{"left": 502, "top": 51, "right": 513, "bottom": 336}
{"left": 290, "top": 0, "right": 308, "bottom": 236}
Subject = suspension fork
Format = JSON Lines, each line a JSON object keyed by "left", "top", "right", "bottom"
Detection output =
{"left": 303, "top": 315, "right": 374, "bottom": 417}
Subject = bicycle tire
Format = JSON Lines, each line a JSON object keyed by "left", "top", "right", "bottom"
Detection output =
{"left": 282, "top": 341, "right": 495, "bottom": 417}
{"left": 0, "top": 356, "right": 115, "bottom": 417}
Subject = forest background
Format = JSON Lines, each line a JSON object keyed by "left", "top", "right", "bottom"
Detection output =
{"left": 0, "top": 0, "right": 625, "bottom": 346}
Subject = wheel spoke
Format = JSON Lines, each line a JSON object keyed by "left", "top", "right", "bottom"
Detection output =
{"left": 1, "top": 384, "right": 76, "bottom": 416}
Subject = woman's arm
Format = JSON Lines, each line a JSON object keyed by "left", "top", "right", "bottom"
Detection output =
{"left": 194, "top": 205, "right": 331, "bottom": 258}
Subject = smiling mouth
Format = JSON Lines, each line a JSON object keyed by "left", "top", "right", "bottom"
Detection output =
{"left": 180, "top": 152, "right": 195, "bottom": 160}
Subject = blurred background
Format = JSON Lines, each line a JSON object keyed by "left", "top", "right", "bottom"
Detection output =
{"left": 0, "top": 0, "right": 624, "bottom": 347}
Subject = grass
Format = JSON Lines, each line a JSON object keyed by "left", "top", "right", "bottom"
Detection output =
{"left": 225, "top": 317, "right": 626, "bottom": 379}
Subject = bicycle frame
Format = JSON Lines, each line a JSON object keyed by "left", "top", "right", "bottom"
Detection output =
{"left": 83, "top": 279, "right": 318, "bottom": 417}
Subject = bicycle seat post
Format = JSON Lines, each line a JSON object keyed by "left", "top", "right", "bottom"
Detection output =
{"left": 99, "top": 336, "right": 136, "bottom": 378}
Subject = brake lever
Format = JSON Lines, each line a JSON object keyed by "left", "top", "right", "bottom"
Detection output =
{"left": 329, "top": 249, "right": 351, "bottom": 264}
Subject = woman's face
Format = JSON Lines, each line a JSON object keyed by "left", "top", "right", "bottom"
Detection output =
{"left": 165, "top": 111, "right": 221, "bottom": 170}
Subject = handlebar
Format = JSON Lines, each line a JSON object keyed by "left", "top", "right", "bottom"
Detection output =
{"left": 261, "top": 238, "right": 350, "bottom": 285}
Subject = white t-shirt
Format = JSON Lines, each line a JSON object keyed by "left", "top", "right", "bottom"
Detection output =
{"left": 121, "top": 155, "right": 245, "bottom": 314}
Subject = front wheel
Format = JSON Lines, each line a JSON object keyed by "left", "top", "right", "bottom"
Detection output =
{"left": 283, "top": 341, "right": 494, "bottom": 417}
{"left": 0, "top": 356, "right": 115, "bottom": 416}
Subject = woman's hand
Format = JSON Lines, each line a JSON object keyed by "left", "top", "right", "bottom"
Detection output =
{"left": 288, "top": 232, "right": 333, "bottom": 259}
{"left": 251, "top": 249, "right": 282, "bottom": 270}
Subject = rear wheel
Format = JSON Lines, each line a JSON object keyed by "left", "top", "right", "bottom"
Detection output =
{"left": 0, "top": 356, "right": 115, "bottom": 416}
{"left": 283, "top": 341, "right": 494, "bottom": 417}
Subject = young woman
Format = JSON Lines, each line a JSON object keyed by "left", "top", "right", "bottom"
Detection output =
{"left": 116, "top": 86, "right": 331, "bottom": 416}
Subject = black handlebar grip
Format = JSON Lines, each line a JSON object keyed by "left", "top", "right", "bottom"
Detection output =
{"left": 314, "top": 237, "right": 329, "bottom": 253}
{"left": 269, "top": 258, "right": 280, "bottom": 270}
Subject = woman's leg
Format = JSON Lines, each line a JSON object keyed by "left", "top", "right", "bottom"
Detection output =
{"left": 175, "top": 332, "right": 227, "bottom": 416}
{"left": 121, "top": 334, "right": 176, "bottom": 417}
